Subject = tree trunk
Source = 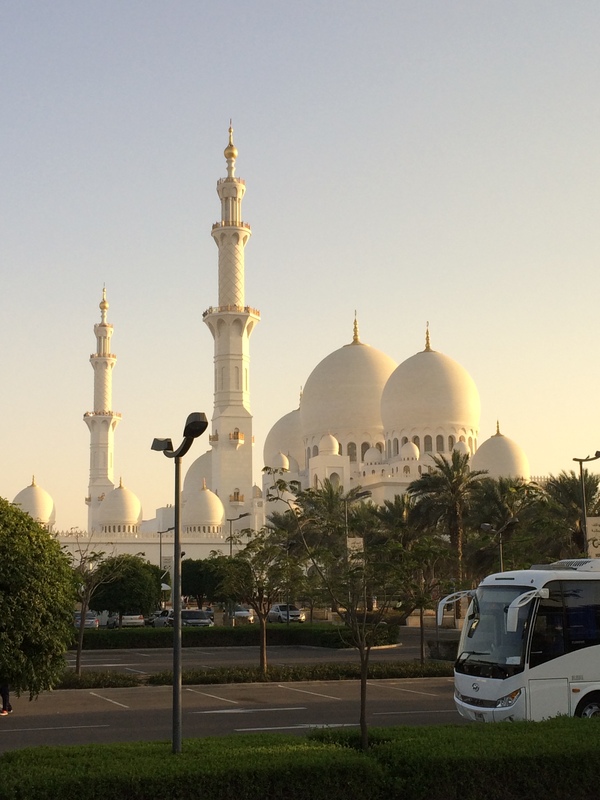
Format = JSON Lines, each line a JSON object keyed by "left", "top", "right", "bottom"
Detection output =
{"left": 75, "top": 598, "right": 88, "bottom": 677}
{"left": 259, "top": 617, "right": 268, "bottom": 675}
{"left": 419, "top": 606, "right": 425, "bottom": 666}
{"left": 359, "top": 645, "right": 369, "bottom": 752}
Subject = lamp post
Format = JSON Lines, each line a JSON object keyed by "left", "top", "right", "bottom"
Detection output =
{"left": 157, "top": 527, "right": 174, "bottom": 571}
{"left": 152, "top": 412, "right": 208, "bottom": 755}
{"left": 573, "top": 452, "right": 600, "bottom": 548}
{"left": 480, "top": 518, "right": 519, "bottom": 573}
{"left": 227, "top": 512, "right": 250, "bottom": 558}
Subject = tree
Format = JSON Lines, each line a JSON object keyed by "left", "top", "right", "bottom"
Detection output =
{"left": 408, "top": 450, "right": 486, "bottom": 584}
{"left": 93, "top": 555, "right": 161, "bottom": 624}
{"left": 0, "top": 497, "right": 76, "bottom": 699}
{"left": 544, "top": 470, "right": 600, "bottom": 554}
{"left": 181, "top": 558, "right": 222, "bottom": 608}
{"left": 219, "top": 528, "right": 304, "bottom": 674}
{"left": 266, "top": 475, "right": 412, "bottom": 751}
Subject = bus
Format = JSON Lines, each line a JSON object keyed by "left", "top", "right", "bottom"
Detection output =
{"left": 437, "top": 558, "right": 600, "bottom": 722}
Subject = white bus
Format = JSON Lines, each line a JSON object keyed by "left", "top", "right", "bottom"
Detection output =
{"left": 438, "top": 558, "right": 600, "bottom": 722}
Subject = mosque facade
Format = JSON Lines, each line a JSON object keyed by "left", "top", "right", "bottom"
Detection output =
{"left": 11, "top": 129, "right": 531, "bottom": 568}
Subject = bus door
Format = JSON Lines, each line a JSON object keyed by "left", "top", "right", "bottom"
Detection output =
{"left": 527, "top": 582, "right": 569, "bottom": 720}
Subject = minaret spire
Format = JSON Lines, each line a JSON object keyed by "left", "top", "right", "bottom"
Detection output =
{"left": 83, "top": 289, "right": 121, "bottom": 532}
{"left": 425, "top": 321, "right": 431, "bottom": 352}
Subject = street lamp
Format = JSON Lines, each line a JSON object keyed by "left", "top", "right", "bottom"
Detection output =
{"left": 480, "top": 518, "right": 519, "bottom": 573}
{"left": 573, "top": 452, "right": 600, "bottom": 548}
{"left": 157, "top": 527, "right": 174, "bottom": 571}
{"left": 151, "top": 411, "right": 208, "bottom": 755}
{"left": 227, "top": 512, "right": 251, "bottom": 558}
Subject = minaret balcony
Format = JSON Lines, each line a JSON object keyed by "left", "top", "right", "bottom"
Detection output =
{"left": 212, "top": 221, "right": 251, "bottom": 231}
{"left": 209, "top": 433, "right": 219, "bottom": 445}
{"left": 202, "top": 305, "right": 260, "bottom": 319}
{"left": 229, "top": 431, "right": 245, "bottom": 449}
{"left": 229, "top": 492, "right": 245, "bottom": 505}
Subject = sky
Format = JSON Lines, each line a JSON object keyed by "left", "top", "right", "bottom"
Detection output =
{"left": 2, "top": 1, "right": 600, "bottom": 532}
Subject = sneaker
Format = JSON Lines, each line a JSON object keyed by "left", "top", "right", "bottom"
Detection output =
{"left": 0, "top": 710, "right": 8, "bottom": 716}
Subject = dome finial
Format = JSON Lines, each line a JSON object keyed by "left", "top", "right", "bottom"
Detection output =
{"left": 496, "top": 420, "right": 501, "bottom": 436}
{"left": 31, "top": 475, "right": 36, "bottom": 486}
{"left": 425, "top": 321, "right": 431, "bottom": 352}
{"left": 352, "top": 311, "right": 360, "bottom": 344}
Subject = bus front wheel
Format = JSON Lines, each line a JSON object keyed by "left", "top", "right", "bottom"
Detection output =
{"left": 575, "top": 694, "right": 600, "bottom": 718}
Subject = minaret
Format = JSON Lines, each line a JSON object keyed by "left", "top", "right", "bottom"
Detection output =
{"left": 83, "top": 288, "right": 121, "bottom": 532}
{"left": 202, "top": 125, "right": 260, "bottom": 518}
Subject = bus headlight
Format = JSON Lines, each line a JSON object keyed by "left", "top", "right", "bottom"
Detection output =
{"left": 495, "top": 689, "right": 521, "bottom": 708}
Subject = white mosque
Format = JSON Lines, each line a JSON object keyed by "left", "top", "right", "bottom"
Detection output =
{"left": 10, "top": 127, "right": 531, "bottom": 568}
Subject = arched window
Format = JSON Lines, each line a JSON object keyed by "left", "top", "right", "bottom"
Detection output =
{"left": 403, "top": 465, "right": 410, "bottom": 476}
{"left": 468, "top": 436, "right": 473, "bottom": 452}
{"left": 393, "top": 438, "right": 399, "bottom": 456}
{"left": 329, "top": 472, "right": 340, "bottom": 489}
{"left": 424, "top": 435, "right": 433, "bottom": 452}
{"left": 361, "top": 442, "right": 370, "bottom": 460}
{"left": 401, "top": 436, "right": 408, "bottom": 447}
{"left": 306, "top": 447, "right": 311, "bottom": 466}
{"left": 448, "top": 435, "right": 455, "bottom": 450}
{"left": 387, "top": 439, "right": 391, "bottom": 458}
{"left": 436, "top": 435, "right": 444, "bottom": 452}
{"left": 347, "top": 442, "right": 357, "bottom": 462}
{"left": 312, "top": 445, "right": 318, "bottom": 457}
{"left": 412, "top": 436, "right": 420, "bottom": 449}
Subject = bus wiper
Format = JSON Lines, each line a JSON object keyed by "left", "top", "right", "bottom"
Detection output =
{"left": 457, "top": 650, "right": 491, "bottom": 664}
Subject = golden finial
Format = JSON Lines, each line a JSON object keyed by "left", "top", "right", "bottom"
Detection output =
{"left": 425, "top": 321, "right": 431, "bottom": 351}
{"left": 100, "top": 285, "right": 109, "bottom": 322}
{"left": 352, "top": 311, "right": 360, "bottom": 344}
{"left": 31, "top": 475, "right": 36, "bottom": 486}
{"left": 118, "top": 477, "right": 123, "bottom": 488}
{"left": 224, "top": 120, "right": 238, "bottom": 162}
{"left": 496, "top": 420, "right": 501, "bottom": 436}
{"left": 202, "top": 478, "right": 207, "bottom": 490}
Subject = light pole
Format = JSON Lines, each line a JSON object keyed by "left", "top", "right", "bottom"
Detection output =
{"left": 157, "top": 526, "right": 174, "bottom": 571}
{"left": 573, "top": 452, "right": 600, "bottom": 549}
{"left": 480, "top": 518, "right": 519, "bottom": 573}
{"left": 227, "top": 512, "right": 250, "bottom": 558}
{"left": 151, "top": 411, "right": 208, "bottom": 755}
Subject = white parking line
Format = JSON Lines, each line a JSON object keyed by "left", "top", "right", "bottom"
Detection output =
{"left": 125, "top": 668, "right": 147, "bottom": 674}
{"left": 373, "top": 709, "right": 457, "bottom": 716}
{"left": 236, "top": 723, "right": 358, "bottom": 732}
{"left": 195, "top": 707, "right": 306, "bottom": 715}
{"left": 276, "top": 684, "right": 342, "bottom": 700}
{"left": 185, "top": 688, "right": 239, "bottom": 704}
{"left": 366, "top": 681, "right": 440, "bottom": 697}
{"left": 0, "top": 724, "right": 110, "bottom": 734}
{"left": 89, "top": 692, "right": 130, "bottom": 708}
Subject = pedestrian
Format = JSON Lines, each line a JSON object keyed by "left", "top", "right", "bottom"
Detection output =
{"left": 0, "top": 683, "right": 12, "bottom": 716}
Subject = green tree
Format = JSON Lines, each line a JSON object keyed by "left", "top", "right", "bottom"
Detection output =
{"left": 544, "top": 470, "right": 600, "bottom": 554}
{"left": 0, "top": 497, "right": 76, "bottom": 698}
{"left": 219, "top": 528, "right": 304, "bottom": 674}
{"left": 93, "top": 555, "right": 161, "bottom": 623}
{"left": 408, "top": 450, "right": 486, "bottom": 584}
{"left": 181, "top": 558, "right": 221, "bottom": 608}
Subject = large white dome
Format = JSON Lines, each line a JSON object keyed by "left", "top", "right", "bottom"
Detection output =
{"left": 381, "top": 345, "right": 480, "bottom": 434}
{"left": 13, "top": 478, "right": 55, "bottom": 527}
{"left": 98, "top": 480, "right": 142, "bottom": 527}
{"left": 183, "top": 450, "right": 213, "bottom": 496}
{"left": 300, "top": 334, "right": 397, "bottom": 445}
{"left": 263, "top": 408, "right": 303, "bottom": 469}
{"left": 470, "top": 426, "right": 530, "bottom": 480}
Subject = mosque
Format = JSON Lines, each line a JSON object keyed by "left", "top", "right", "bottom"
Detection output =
{"left": 11, "top": 128, "right": 531, "bottom": 569}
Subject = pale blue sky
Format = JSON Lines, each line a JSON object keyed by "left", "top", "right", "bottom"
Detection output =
{"left": 2, "top": 2, "right": 600, "bottom": 530}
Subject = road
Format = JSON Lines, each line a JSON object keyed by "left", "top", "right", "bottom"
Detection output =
{"left": 0, "top": 676, "right": 466, "bottom": 752}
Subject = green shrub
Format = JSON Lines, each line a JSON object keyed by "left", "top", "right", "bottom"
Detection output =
{"left": 56, "top": 670, "right": 142, "bottom": 689}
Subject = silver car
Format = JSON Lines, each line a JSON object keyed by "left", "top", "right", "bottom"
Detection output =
{"left": 267, "top": 604, "right": 306, "bottom": 623}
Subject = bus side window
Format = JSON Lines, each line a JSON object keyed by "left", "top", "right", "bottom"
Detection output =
{"left": 529, "top": 582, "right": 565, "bottom": 668}
{"left": 563, "top": 581, "right": 600, "bottom": 651}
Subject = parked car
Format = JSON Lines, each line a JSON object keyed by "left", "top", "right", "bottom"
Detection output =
{"left": 74, "top": 611, "right": 99, "bottom": 629}
{"left": 150, "top": 609, "right": 172, "bottom": 627}
{"left": 107, "top": 612, "right": 146, "bottom": 629}
{"left": 180, "top": 610, "right": 214, "bottom": 627}
{"left": 233, "top": 605, "right": 256, "bottom": 624}
{"left": 267, "top": 604, "right": 306, "bottom": 623}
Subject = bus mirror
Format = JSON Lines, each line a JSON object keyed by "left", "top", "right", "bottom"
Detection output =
{"left": 539, "top": 588, "right": 549, "bottom": 599}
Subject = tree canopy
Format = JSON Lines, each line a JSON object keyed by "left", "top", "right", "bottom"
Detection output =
{"left": 0, "top": 497, "right": 76, "bottom": 698}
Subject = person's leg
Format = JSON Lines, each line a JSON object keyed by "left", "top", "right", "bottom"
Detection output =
{"left": 0, "top": 683, "right": 10, "bottom": 714}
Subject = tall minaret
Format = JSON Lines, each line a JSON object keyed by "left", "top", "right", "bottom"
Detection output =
{"left": 202, "top": 125, "right": 260, "bottom": 518}
{"left": 83, "top": 288, "right": 121, "bottom": 532}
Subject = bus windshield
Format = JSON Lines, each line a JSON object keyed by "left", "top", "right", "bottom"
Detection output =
{"left": 456, "top": 585, "right": 532, "bottom": 679}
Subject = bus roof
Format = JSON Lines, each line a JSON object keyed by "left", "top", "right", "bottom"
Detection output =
{"left": 480, "top": 558, "right": 600, "bottom": 589}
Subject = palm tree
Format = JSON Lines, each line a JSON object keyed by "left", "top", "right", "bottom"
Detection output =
{"left": 544, "top": 470, "right": 600, "bottom": 554}
{"left": 407, "top": 450, "right": 486, "bottom": 584}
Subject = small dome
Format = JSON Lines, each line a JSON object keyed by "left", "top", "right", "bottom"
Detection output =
{"left": 263, "top": 409, "right": 304, "bottom": 470}
{"left": 99, "top": 480, "right": 142, "bottom": 526}
{"left": 363, "top": 446, "right": 382, "bottom": 465}
{"left": 453, "top": 440, "right": 470, "bottom": 456}
{"left": 400, "top": 441, "right": 420, "bottom": 460}
{"left": 319, "top": 434, "right": 340, "bottom": 456}
{"left": 270, "top": 452, "right": 290, "bottom": 471}
{"left": 13, "top": 477, "right": 55, "bottom": 527}
{"left": 182, "top": 480, "right": 225, "bottom": 529}
{"left": 471, "top": 426, "right": 530, "bottom": 480}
